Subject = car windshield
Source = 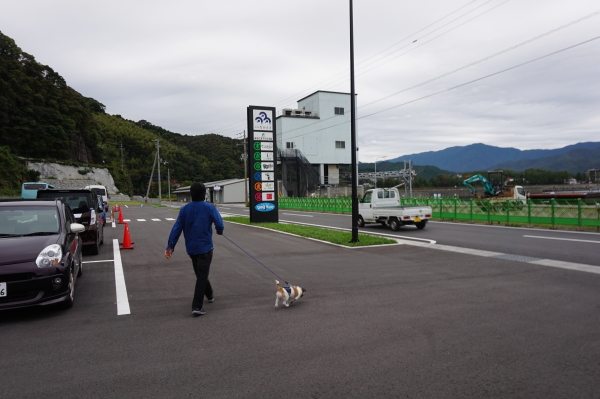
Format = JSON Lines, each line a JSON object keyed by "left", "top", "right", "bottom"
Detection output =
{"left": 39, "top": 193, "right": 91, "bottom": 214}
{"left": 0, "top": 207, "right": 59, "bottom": 236}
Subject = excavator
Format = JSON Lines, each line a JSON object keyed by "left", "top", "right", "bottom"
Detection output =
{"left": 462, "top": 170, "right": 526, "bottom": 200}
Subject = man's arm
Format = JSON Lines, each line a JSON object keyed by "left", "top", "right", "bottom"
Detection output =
{"left": 165, "top": 208, "right": 185, "bottom": 258}
{"left": 211, "top": 205, "right": 224, "bottom": 235}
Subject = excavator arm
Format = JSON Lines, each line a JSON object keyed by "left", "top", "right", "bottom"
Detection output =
{"left": 462, "top": 174, "right": 496, "bottom": 197}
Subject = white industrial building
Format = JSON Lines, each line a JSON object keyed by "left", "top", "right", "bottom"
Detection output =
{"left": 276, "top": 91, "right": 353, "bottom": 186}
{"left": 173, "top": 178, "right": 247, "bottom": 204}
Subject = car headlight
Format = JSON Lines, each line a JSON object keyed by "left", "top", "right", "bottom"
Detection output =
{"left": 36, "top": 244, "right": 63, "bottom": 268}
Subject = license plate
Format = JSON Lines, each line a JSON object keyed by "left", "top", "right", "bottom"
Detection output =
{"left": 0, "top": 282, "right": 6, "bottom": 297}
{"left": 413, "top": 217, "right": 422, "bottom": 222}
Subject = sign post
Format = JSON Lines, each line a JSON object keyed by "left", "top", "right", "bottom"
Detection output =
{"left": 247, "top": 106, "right": 278, "bottom": 223}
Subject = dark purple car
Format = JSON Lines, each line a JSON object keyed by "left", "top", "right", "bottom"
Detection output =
{"left": 0, "top": 199, "right": 85, "bottom": 310}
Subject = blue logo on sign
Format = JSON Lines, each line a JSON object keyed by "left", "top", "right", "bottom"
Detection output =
{"left": 254, "top": 172, "right": 262, "bottom": 181}
{"left": 255, "top": 202, "right": 276, "bottom": 212}
{"left": 255, "top": 111, "right": 271, "bottom": 124}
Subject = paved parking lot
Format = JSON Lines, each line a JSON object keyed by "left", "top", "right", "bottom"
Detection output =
{"left": 1, "top": 205, "right": 599, "bottom": 398}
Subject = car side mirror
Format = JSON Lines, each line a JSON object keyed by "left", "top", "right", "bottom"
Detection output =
{"left": 71, "top": 223, "right": 85, "bottom": 234}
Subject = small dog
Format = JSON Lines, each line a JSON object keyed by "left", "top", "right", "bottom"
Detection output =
{"left": 275, "top": 280, "right": 306, "bottom": 308}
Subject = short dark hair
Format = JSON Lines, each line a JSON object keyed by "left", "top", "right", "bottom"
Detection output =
{"left": 190, "top": 182, "right": 206, "bottom": 201}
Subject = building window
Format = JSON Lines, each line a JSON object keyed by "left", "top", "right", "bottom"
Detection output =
{"left": 286, "top": 142, "right": 295, "bottom": 149}
{"left": 334, "top": 107, "right": 344, "bottom": 115}
{"left": 335, "top": 141, "right": 345, "bottom": 149}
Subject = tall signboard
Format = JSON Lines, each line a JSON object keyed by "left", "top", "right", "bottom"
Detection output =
{"left": 247, "top": 106, "right": 278, "bottom": 223}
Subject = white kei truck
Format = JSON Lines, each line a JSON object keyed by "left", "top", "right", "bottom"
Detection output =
{"left": 357, "top": 188, "right": 433, "bottom": 231}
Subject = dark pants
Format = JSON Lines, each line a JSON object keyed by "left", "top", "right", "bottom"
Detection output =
{"left": 189, "top": 250, "right": 214, "bottom": 310}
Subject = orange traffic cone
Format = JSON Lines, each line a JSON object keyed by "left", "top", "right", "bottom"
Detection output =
{"left": 118, "top": 209, "right": 125, "bottom": 224}
{"left": 120, "top": 222, "right": 135, "bottom": 250}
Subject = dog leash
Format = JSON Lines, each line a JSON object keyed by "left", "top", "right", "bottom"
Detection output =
{"left": 222, "top": 234, "right": 289, "bottom": 285}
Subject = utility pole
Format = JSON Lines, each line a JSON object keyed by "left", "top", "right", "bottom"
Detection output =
{"left": 119, "top": 142, "right": 125, "bottom": 171}
{"left": 151, "top": 139, "right": 161, "bottom": 203}
{"left": 236, "top": 130, "right": 248, "bottom": 204}
{"left": 145, "top": 149, "right": 158, "bottom": 201}
{"left": 167, "top": 167, "right": 171, "bottom": 205}
{"left": 349, "top": 0, "right": 359, "bottom": 243}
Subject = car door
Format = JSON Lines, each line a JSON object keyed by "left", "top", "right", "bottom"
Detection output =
{"left": 359, "top": 191, "right": 374, "bottom": 221}
{"left": 64, "top": 204, "right": 81, "bottom": 274}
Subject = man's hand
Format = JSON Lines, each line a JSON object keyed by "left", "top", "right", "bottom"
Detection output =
{"left": 165, "top": 248, "right": 173, "bottom": 259}
{"left": 216, "top": 230, "right": 223, "bottom": 235}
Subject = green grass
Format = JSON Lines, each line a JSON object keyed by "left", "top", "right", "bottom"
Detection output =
{"left": 223, "top": 216, "right": 397, "bottom": 247}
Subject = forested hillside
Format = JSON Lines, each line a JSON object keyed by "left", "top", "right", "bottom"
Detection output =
{"left": 0, "top": 31, "right": 245, "bottom": 195}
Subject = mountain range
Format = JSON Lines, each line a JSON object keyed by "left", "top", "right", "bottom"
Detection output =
{"left": 386, "top": 142, "right": 600, "bottom": 173}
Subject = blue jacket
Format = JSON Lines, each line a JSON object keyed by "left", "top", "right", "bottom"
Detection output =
{"left": 166, "top": 201, "right": 224, "bottom": 255}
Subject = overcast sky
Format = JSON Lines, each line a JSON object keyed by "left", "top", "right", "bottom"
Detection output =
{"left": 2, "top": 0, "right": 599, "bottom": 162}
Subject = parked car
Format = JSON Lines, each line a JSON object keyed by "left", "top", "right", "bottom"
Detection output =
{"left": 84, "top": 185, "right": 109, "bottom": 212}
{"left": 37, "top": 189, "right": 104, "bottom": 254}
{"left": 0, "top": 199, "right": 85, "bottom": 310}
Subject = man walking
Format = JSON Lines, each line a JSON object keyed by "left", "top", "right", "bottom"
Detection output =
{"left": 165, "top": 182, "right": 224, "bottom": 316}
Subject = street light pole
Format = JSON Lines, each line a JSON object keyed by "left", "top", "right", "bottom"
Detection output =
{"left": 374, "top": 155, "right": 387, "bottom": 189}
{"left": 349, "top": 0, "right": 358, "bottom": 243}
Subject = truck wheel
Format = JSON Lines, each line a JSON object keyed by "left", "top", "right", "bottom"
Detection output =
{"left": 389, "top": 219, "right": 401, "bottom": 231}
{"left": 357, "top": 216, "right": 365, "bottom": 228}
{"left": 415, "top": 221, "right": 427, "bottom": 230}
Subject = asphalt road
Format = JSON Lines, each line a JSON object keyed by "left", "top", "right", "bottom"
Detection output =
{"left": 219, "top": 204, "right": 600, "bottom": 266}
{"left": 1, "top": 204, "right": 599, "bottom": 398}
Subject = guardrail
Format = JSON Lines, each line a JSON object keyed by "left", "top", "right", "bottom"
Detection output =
{"left": 278, "top": 197, "right": 600, "bottom": 229}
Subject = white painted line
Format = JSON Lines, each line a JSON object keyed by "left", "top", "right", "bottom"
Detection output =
{"left": 82, "top": 259, "right": 115, "bottom": 264}
{"left": 283, "top": 213, "right": 313, "bottom": 217}
{"left": 529, "top": 259, "right": 600, "bottom": 275}
{"left": 151, "top": 218, "right": 161, "bottom": 221}
{"left": 430, "top": 220, "right": 600, "bottom": 236}
{"left": 165, "top": 218, "right": 176, "bottom": 221}
{"left": 124, "top": 219, "right": 130, "bottom": 222}
{"left": 281, "top": 219, "right": 436, "bottom": 244}
{"left": 125, "top": 205, "right": 129, "bottom": 208}
{"left": 523, "top": 235, "right": 600, "bottom": 244}
{"left": 221, "top": 207, "right": 230, "bottom": 209}
{"left": 429, "top": 244, "right": 503, "bottom": 258}
{"left": 112, "top": 239, "right": 131, "bottom": 315}
{"left": 112, "top": 221, "right": 116, "bottom": 228}
{"left": 137, "top": 219, "right": 146, "bottom": 221}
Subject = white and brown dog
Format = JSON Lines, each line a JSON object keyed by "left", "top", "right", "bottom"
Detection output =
{"left": 275, "top": 280, "right": 306, "bottom": 308}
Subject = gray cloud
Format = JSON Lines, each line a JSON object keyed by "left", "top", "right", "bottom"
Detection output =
{"left": 2, "top": 0, "right": 599, "bottom": 162}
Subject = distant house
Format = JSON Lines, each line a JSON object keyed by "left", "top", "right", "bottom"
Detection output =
{"left": 173, "top": 178, "right": 247, "bottom": 204}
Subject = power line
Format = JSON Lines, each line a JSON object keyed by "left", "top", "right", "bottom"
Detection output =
{"left": 282, "top": 35, "right": 600, "bottom": 140}
{"left": 196, "top": 0, "right": 501, "bottom": 137}
{"left": 359, "top": 10, "right": 600, "bottom": 109}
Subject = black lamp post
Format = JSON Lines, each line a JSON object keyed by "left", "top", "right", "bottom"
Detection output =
{"left": 349, "top": 0, "right": 359, "bottom": 243}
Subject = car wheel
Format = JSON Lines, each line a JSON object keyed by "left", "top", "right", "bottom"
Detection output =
{"left": 357, "top": 216, "right": 365, "bottom": 228}
{"left": 60, "top": 269, "right": 75, "bottom": 309}
{"left": 90, "top": 240, "right": 99, "bottom": 255}
{"left": 415, "top": 221, "right": 427, "bottom": 230}
{"left": 389, "top": 219, "right": 401, "bottom": 231}
{"left": 100, "top": 228, "right": 104, "bottom": 245}
{"left": 76, "top": 251, "right": 83, "bottom": 277}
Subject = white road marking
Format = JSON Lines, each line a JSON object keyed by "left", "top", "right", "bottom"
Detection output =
{"left": 221, "top": 207, "right": 230, "bottom": 209}
{"left": 165, "top": 218, "right": 176, "bottom": 221}
{"left": 112, "top": 221, "right": 116, "bottom": 228}
{"left": 283, "top": 213, "right": 313, "bottom": 217}
{"left": 529, "top": 259, "right": 600, "bottom": 275}
{"left": 112, "top": 239, "right": 131, "bottom": 315}
{"left": 151, "top": 218, "right": 161, "bottom": 221}
{"left": 125, "top": 205, "right": 129, "bottom": 208}
{"left": 280, "top": 220, "right": 437, "bottom": 244}
{"left": 82, "top": 259, "right": 114, "bottom": 264}
{"left": 124, "top": 219, "right": 130, "bottom": 222}
{"left": 523, "top": 235, "right": 600, "bottom": 244}
{"left": 137, "top": 219, "right": 146, "bottom": 221}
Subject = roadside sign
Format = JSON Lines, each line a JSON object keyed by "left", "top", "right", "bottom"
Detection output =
{"left": 247, "top": 106, "right": 278, "bottom": 223}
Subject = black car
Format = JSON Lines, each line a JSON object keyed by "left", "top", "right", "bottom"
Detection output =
{"left": 0, "top": 199, "right": 85, "bottom": 310}
{"left": 37, "top": 189, "right": 104, "bottom": 254}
